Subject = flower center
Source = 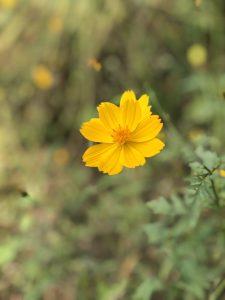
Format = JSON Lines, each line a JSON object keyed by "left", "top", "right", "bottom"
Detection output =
{"left": 112, "top": 127, "right": 130, "bottom": 144}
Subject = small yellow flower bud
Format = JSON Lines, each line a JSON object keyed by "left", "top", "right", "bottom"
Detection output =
{"left": 48, "top": 16, "right": 63, "bottom": 33}
{"left": 32, "top": 65, "right": 54, "bottom": 90}
{"left": 88, "top": 58, "right": 102, "bottom": 72}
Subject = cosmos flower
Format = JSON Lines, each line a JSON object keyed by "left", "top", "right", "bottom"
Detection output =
{"left": 32, "top": 65, "right": 54, "bottom": 90}
{"left": 219, "top": 169, "right": 225, "bottom": 178}
{"left": 0, "top": 0, "right": 17, "bottom": 9}
{"left": 48, "top": 16, "right": 63, "bottom": 33}
{"left": 80, "top": 90, "right": 165, "bottom": 175}
{"left": 186, "top": 44, "right": 207, "bottom": 68}
{"left": 88, "top": 58, "right": 102, "bottom": 72}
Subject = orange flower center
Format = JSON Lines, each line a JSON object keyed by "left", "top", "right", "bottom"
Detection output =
{"left": 112, "top": 127, "right": 130, "bottom": 144}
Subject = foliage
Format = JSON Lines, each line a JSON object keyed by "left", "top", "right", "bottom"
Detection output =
{"left": 0, "top": 0, "right": 224, "bottom": 299}
{"left": 141, "top": 148, "right": 225, "bottom": 300}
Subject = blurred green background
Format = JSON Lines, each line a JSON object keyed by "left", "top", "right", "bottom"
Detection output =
{"left": 0, "top": 0, "right": 225, "bottom": 299}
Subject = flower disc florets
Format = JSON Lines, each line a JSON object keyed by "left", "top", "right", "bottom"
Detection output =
{"left": 112, "top": 127, "right": 130, "bottom": 144}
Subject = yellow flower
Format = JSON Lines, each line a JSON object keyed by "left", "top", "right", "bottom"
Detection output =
{"left": 0, "top": 0, "right": 16, "bottom": 9}
{"left": 186, "top": 44, "right": 207, "bottom": 67}
{"left": 80, "top": 90, "right": 165, "bottom": 175}
{"left": 88, "top": 58, "right": 102, "bottom": 72}
{"left": 48, "top": 16, "right": 63, "bottom": 33}
{"left": 32, "top": 65, "right": 54, "bottom": 90}
{"left": 219, "top": 169, "right": 225, "bottom": 178}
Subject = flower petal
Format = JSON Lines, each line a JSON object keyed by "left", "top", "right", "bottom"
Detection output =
{"left": 80, "top": 118, "right": 113, "bottom": 143}
{"left": 98, "top": 145, "right": 123, "bottom": 175}
{"left": 120, "top": 90, "right": 136, "bottom": 105}
{"left": 121, "top": 143, "right": 145, "bottom": 168}
{"left": 120, "top": 99, "right": 142, "bottom": 132}
{"left": 128, "top": 138, "right": 165, "bottom": 158}
{"left": 138, "top": 94, "right": 149, "bottom": 107}
{"left": 138, "top": 94, "right": 152, "bottom": 118}
{"left": 129, "top": 115, "right": 163, "bottom": 142}
{"left": 83, "top": 143, "right": 117, "bottom": 167}
{"left": 97, "top": 102, "right": 120, "bottom": 130}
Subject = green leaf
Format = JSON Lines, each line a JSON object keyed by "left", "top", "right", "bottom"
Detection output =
{"left": 0, "top": 239, "right": 21, "bottom": 266}
{"left": 147, "top": 197, "right": 171, "bottom": 215}
{"left": 147, "top": 196, "right": 186, "bottom": 216}
{"left": 195, "top": 147, "right": 220, "bottom": 171}
{"left": 134, "top": 278, "right": 162, "bottom": 300}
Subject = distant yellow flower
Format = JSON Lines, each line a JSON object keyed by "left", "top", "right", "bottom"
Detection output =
{"left": 32, "top": 65, "right": 54, "bottom": 90}
{"left": 187, "top": 44, "right": 207, "bottom": 67}
{"left": 88, "top": 58, "right": 102, "bottom": 72}
{"left": 48, "top": 16, "right": 63, "bottom": 33}
{"left": 80, "top": 90, "right": 165, "bottom": 175}
{"left": 0, "top": 0, "right": 16, "bottom": 9}
{"left": 219, "top": 169, "right": 225, "bottom": 178}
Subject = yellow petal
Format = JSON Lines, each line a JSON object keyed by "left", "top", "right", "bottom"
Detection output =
{"left": 129, "top": 115, "right": 163, "bottom": 142}
{"left": 80, "top": 118, "right": 113, "bottom": 143}
{"left": 83, "top": 143, "right": 116, "bottom": 167}
{"left": 97, "top": 102, "right": 120, "bottom": 130}
{"left": 121, "top": 143, "right": 145, "bottom": 168}
{"left": 138, "top": 94, "right": 149, "bottom": 107}
{"left": 138, "top": 94, "right": 151, "bottom": 118}
{"left": 128, "top": 138, "right": 165, "bottom": 158}
{"left": 120, "top": 90, "right": 136, "bottom": 105}
{"left": 98, "top": 145, "right": 123, "bottom": 175}
{"left": 120, "top": 99, "right": 142, "bottom": 131}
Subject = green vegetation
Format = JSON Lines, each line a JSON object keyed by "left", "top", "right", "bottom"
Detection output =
{"left": 0, "top": 0, "right": 225, "bottom": 299}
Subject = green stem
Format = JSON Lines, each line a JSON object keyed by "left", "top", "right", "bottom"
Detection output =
{"left": 209, "top": 278, "right": 225, "bottom": 300}
{"left": 203, "top": 165, "right": 220, "bottom": 207}
{"left": 210, "top": 178, "right": 220, "bottom": 207}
